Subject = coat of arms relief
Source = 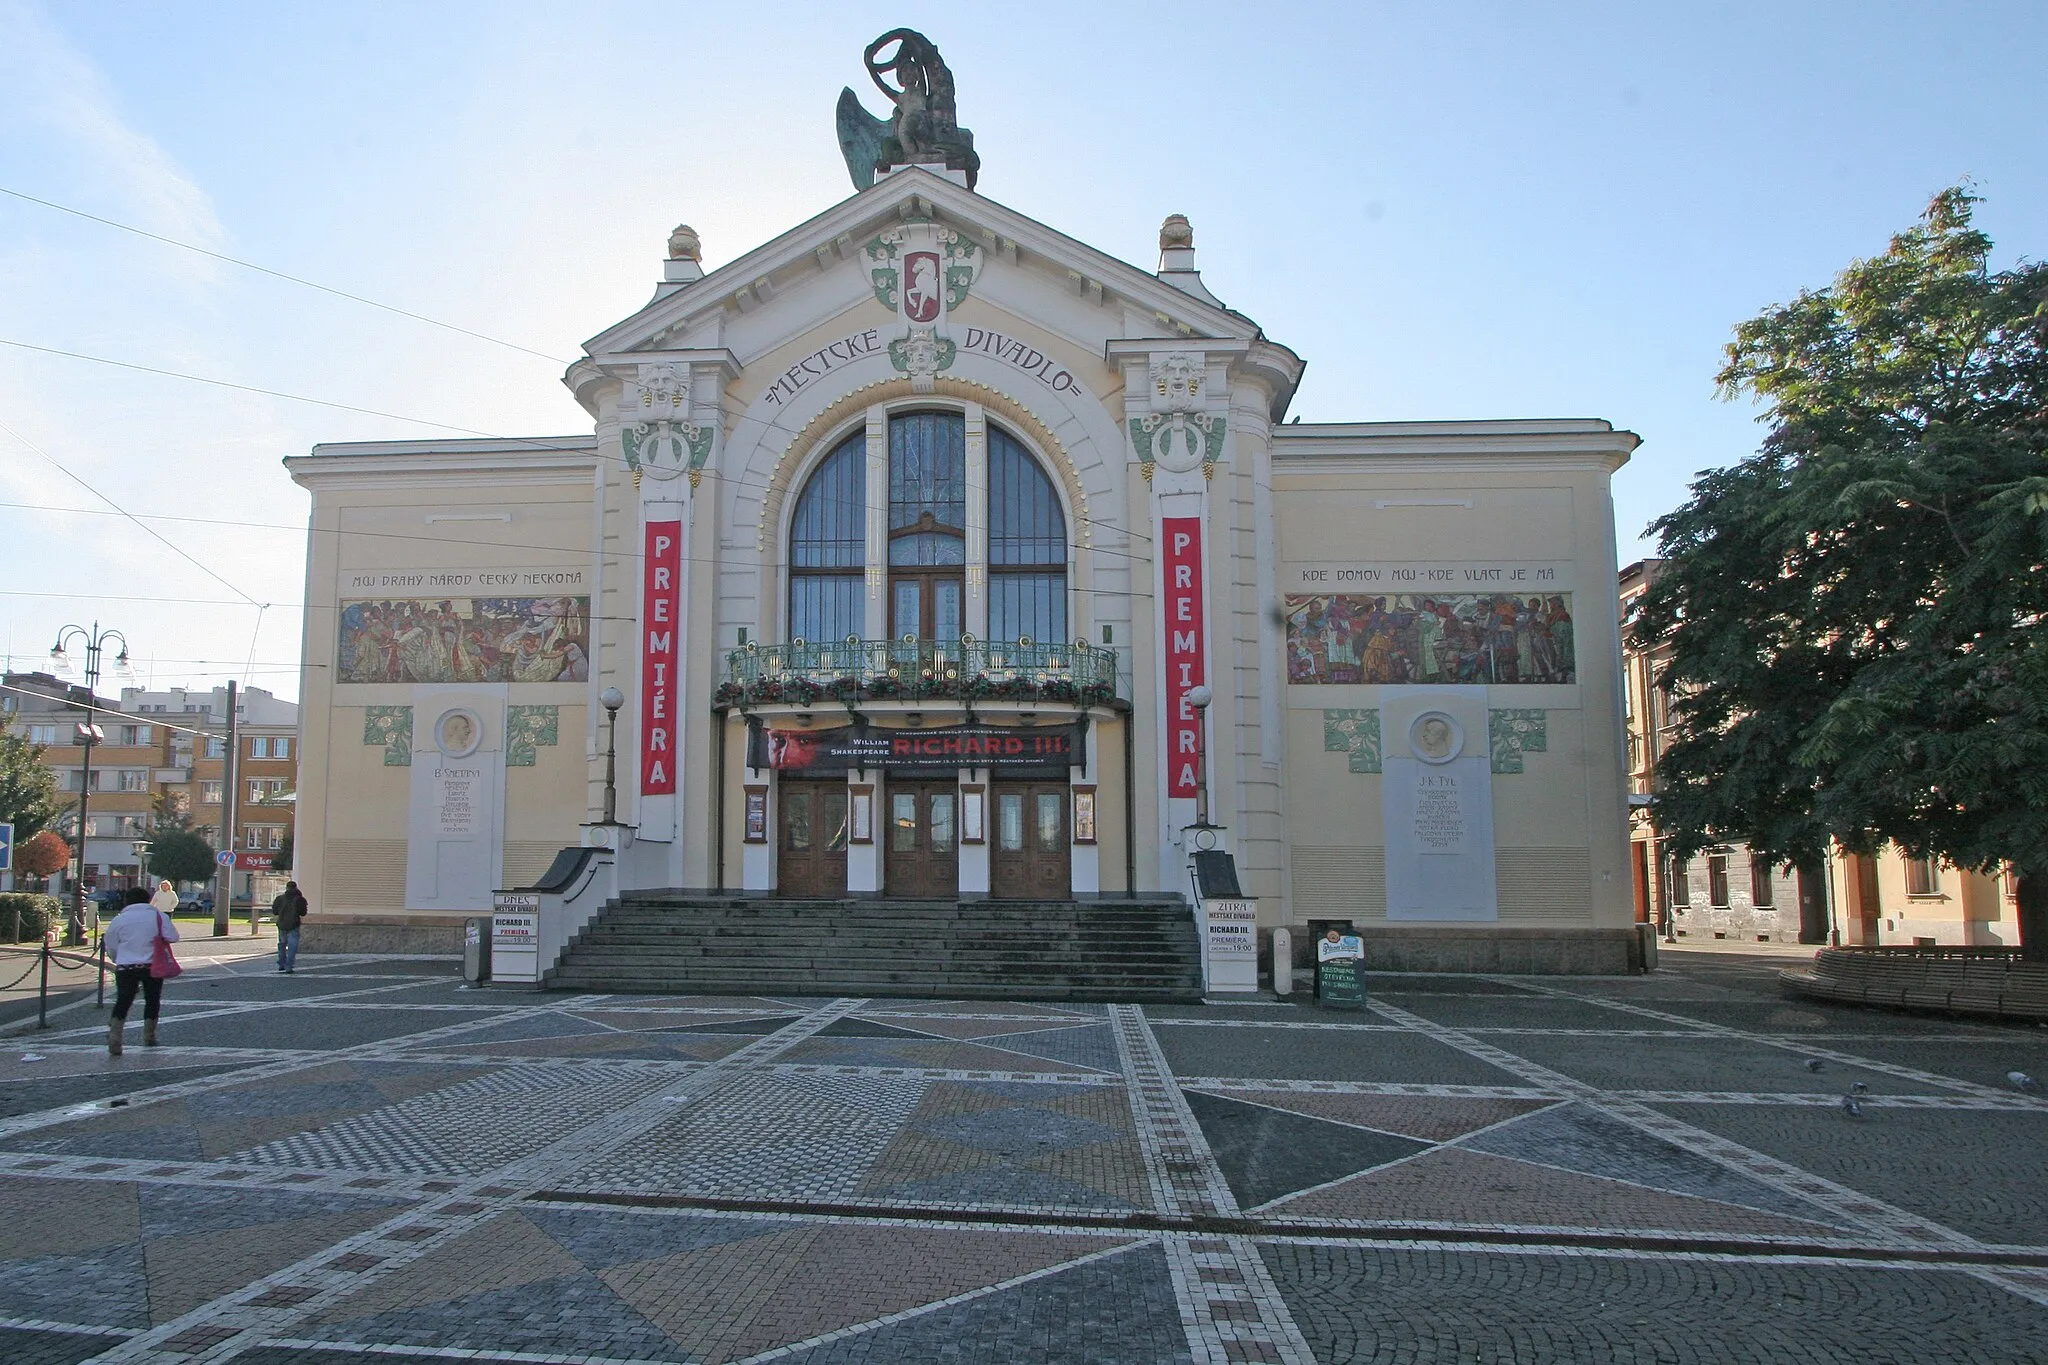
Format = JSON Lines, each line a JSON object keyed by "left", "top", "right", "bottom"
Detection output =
{"left": 867, "top": 222, "right": 980, "bottom": 392}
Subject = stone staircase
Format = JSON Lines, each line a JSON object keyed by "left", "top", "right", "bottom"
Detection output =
{"left": 544, "top": 893, "right": 1205, "bottom": 1003}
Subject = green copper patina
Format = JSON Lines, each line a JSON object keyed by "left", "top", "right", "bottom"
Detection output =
{"left": 836, "top": 29, "right": 980, "bottom": 192}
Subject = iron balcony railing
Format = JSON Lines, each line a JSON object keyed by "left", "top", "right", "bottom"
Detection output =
{"left": 716, "top": 636, "right": 1121, "bottom": 708}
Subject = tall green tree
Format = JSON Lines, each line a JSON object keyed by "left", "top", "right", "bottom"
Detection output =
{"left": 1634, "top": 186, "right": 2048, "bottom": 957}
{"left": 0, "top": 729, "right": 62, "bottom": 843}
{"left": 147, "top": 827, "right": 217, "bottom": 886}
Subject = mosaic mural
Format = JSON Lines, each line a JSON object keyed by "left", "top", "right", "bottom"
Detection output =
{"left": 338, "top": 597, "right": 590, "bottom": 685}
{"left": 1285, "top": 593, "right": 1576, "bottom": 686}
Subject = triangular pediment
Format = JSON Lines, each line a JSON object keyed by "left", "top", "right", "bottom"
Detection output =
{"left": 581, "top": 169, "right": 1266, "bottom": 365}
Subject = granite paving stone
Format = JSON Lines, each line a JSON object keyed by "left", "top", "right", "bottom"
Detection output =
{"left": 1265, "top": 1145, "right": 1846, "bottom": 1237}
{"left": 1152, "top": 1022, "right": 1528, "bottom": 1085}
{"left": 0, "top": 945, "right": 2040, "bottom": 1363}
{"left": 1263, "top": 1244, "right": 2048, "bottom": 1364}
{"left": 1189, "top": 1088, "right": 1553, "bottom": 1141}
{"left": 1387, "top": 993, "right": 1675, "bottom": 1032}
{"left": 0, "top": 1242, "right": 151, "bottom": 1327}
{"left": 0, "top": 1064, "right": 266, "bottom": 1119}
{"left": 1803, "top": 1036, "right": 2048, "bottom": 1092}
{"left": 1184, "top": 1090, "right": 1431, "bottom": 1209}
{"left": 1458, "top": 1101, "right": 1856, "bottom": 1227}
{"left": 973, "top": 1021, "right": 1123, "bottom": 1072}
{"left": 774, "top": 1241, "right": 1187, "bottom": 1365}
{"left": 147, "top": 1004, "right": 490, "bottom": 1050}
{"left": 1489, "top": 1031, "right": 1950, "bottom": 1096}
{"left": 0, "top": 1324, "right": 131, "bottom": 1365}
{"left": 1656, "top": 1101, "right": 2048, "bottom": 1245}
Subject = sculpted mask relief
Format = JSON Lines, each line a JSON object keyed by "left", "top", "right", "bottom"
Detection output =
{"left": 1130, "top": 352, "right": 1225, "bottom": 477}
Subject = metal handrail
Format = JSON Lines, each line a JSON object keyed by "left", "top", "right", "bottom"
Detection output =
{"left": 718, "top": 636, "right": 1120, "bottom": 706}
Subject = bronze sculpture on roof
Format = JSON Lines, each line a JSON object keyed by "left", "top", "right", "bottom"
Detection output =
{"left": 836, "top": 29, "right": 980, "bottom": 193}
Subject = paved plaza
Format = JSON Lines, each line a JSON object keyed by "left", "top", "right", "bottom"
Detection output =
{"left": 0, "top": 948, "right": 2043, "bottom": 1363}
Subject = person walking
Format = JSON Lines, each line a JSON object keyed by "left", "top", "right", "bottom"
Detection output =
{"left": 104, "top": 886, "right": 179, "bottom": 1055}
{"left": 273, "top": 880, "right": 309, "bottom": 974}
{"left": 149, "top": 879, "right": 179, "bottom": 916}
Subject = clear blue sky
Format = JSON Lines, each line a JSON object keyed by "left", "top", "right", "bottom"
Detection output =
{"left": 3, "top": 1, "right": 2043, "bottom": 700}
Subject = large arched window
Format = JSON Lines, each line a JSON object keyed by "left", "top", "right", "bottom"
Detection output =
{"left": 888, "top": 412, "right": 966, "bottom": 641}
{"left": 988, "top": 424, "right": 1067, "bottom": 643}
{"left": 784, "top": 407, "right": 1069, "bottom": 645}
{"left": 788, "top": 430, "right": 865, "bottom": 642}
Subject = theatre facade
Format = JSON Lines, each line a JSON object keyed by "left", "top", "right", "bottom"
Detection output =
{"left": 287, "top": 151, "right": 1642, "bottom": 971}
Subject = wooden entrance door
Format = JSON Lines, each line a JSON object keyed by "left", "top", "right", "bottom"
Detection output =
{"left": 885, "top": 782, "right": 958, "bottom": 898}
{"left": 990, "top": 782, "right": 1071, "bottom": 900}
{"left": 779, "top": 782, "right": 848, "bottom": 897}
{"left": 1852, "top": 854, "right": 1882, "bottom": 944}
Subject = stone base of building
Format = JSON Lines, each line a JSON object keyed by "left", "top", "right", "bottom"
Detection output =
{"left": 1293, "top": 924, "right": 1649, "bottom": 975}
{"left": 302, "top": 913, "right": 468, "bottom": 956}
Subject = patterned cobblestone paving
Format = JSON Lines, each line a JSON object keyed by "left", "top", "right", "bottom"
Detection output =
{"left": 0, "top": 946, "right": 2042, "bottom": 1361}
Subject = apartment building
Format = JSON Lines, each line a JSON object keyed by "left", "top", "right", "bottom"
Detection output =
{"left": 3, "top": 671, "right": 175, "bottom": 894}
{"left": 2, "top": 673, "right": 299, "bottom": 905}
{"left": 123, "top": 684, "right": 299, "bottom": 905}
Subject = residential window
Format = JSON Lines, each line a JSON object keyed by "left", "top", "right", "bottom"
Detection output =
{"left": 246, "top": 828, "right": 262, "bottom": 850}
{"left": 250, "top": 737, "right": 268, "bottom": 758}
{"left": 250, "top": 780, "right": 265, "bottom": 803}
{"left": 1906, "top": 857, "right": 1942, "bottom": 897}
{"left": 118, "top": 724, "right": 151, "bottom": 745}
{"left": 206, "top": 737, "right": 225, "bottom": 758}
{"left": 274, "top": 737, "right": 290, "bottom": 760}
{"left": 1707, "top": 853, "right": 1730, "bottom": 908}
{"left": 117, "top": 770, "right": 149, "bottom": 792}
{"left": 28, "top": 723, "right": 59, "bottom": 745}
{"left": 266, "top": 827, "right": 283, "bottom": 850}
{"left": 200, "top": 780, "right": 223, "bottom": 805}
{"left": 1749, "top": 855, "right": 1776, "bottom": 908}
{"left": 1669, "top": 858, "right": 1691, "bottom": 907}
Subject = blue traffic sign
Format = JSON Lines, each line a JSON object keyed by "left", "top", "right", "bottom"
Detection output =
{"left": 0, "top": 821, "right": 12, "bottom": 873}
{"left": 215, "top": 849, "right": 236, "bottom": 868}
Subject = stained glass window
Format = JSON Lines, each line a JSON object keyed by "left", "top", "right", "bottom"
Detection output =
{"left": 789, "top": 431, "right": 866, "bottom": 641}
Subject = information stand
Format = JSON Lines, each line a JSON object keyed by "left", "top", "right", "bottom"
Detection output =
{"left": 1315, "top": 930, "right": 1365, "bottom": 1009}
{"left": 490, "top": 891, "right": 540, "bottom": 984}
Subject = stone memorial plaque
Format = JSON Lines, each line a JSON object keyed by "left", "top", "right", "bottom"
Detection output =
{"left": 437, "top": 767, "right": 483, "bottom": 837}
{"left": 1383, "top": 706, "right": 1498, "bottom": 921}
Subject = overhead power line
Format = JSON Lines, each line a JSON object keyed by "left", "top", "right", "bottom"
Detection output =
{"left": 0, "top": 184, "right": 570, "bottom": 364}
{"left": 0, "top": 416, "right": 264, "bottom": 610}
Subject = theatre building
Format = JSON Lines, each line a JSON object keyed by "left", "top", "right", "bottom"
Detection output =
{"left": 287, "top": 143, "right": 1643, "bottom": 977}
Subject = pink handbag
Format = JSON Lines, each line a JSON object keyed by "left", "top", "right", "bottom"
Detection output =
{"left": 149, "top": 911, "right": 183, "bottom": 980}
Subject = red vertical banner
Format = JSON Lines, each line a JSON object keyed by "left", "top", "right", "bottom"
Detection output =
{"left": 1160, "top": 516, "right": 1206, "bottom": 798}
{"left": 641, "top": 519, "right": 682, "bottom": 794}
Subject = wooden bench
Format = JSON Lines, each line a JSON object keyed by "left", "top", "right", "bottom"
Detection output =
{"left": 1781, "top": 948, "right": 2048, "bottom": 1021}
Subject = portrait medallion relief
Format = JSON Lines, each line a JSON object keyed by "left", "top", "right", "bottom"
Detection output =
{"left": 436, "top": 707, "right": 484, "bottom": 759}
{"left": 1409, "top": 711, "right": 1463, "bottom": 765}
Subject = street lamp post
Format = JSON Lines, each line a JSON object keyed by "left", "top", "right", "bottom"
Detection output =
{"left": 51, "top": 623, "right": 130, "bottom": 947}
{"left": 599, "top": 688, "right": 624, "bottom": 824}
{"left": 1183, "top": 684, "right": 1218, "bottom": 838}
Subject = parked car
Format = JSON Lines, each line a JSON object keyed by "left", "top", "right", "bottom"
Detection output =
{"left": 177, "top": 892, "right": 214, "bottom": 915}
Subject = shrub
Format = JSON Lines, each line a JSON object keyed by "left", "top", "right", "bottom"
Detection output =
{"left": 0, "top": 893, "right": 61, "bottom": 942}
